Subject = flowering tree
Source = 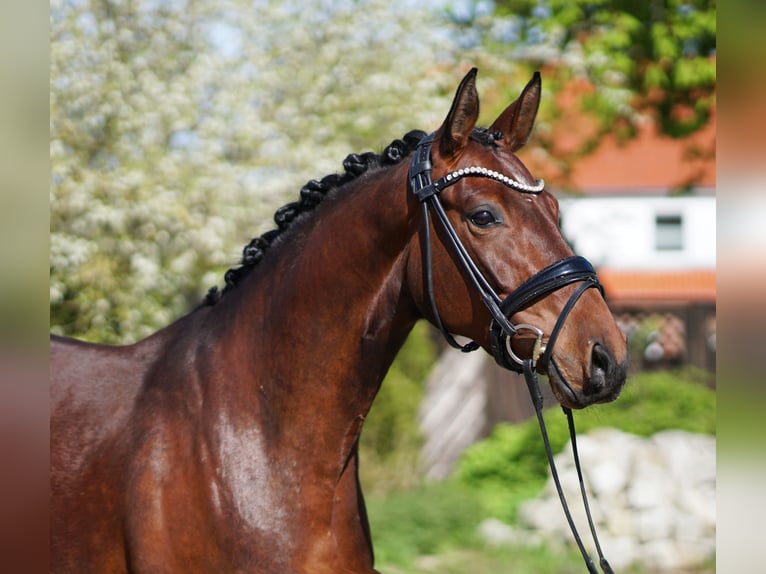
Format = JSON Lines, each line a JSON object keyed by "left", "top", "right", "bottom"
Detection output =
{"left": 50, "top": 0, "right": 459, "bottom": 343}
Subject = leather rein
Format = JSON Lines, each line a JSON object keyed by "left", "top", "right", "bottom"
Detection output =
{"left": 409, "top": 132, "right": 615, "bottom": 574}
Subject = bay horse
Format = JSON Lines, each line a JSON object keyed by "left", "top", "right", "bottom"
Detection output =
{"left": 50, "top": 68, "right": 627, "bottom": 573}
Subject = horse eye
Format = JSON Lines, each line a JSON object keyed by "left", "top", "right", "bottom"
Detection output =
{"left": 469, "top": 209, "right": 499, "bottom": 228}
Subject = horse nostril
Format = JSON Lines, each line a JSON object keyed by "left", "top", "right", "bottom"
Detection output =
{"left": 592, "top": 343, "right": 613, "bottom": 372}
{"left": 589, "top": 343, "right": 614, "bottom": 393}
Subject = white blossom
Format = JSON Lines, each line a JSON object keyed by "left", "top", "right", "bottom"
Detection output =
{"left": 51, "top": 0, "right": 463, "bottom": 343}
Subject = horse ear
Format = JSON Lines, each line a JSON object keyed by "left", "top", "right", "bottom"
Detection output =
{"left": 489, "top": 71, "right": 541, "bottom": 152}
{"left": 436, "top": 67, "right": 480, "bottom": 161}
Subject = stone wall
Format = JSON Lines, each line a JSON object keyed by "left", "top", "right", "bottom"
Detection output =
{"left": 480, "top": 428, "right": 716, "bottom": 572}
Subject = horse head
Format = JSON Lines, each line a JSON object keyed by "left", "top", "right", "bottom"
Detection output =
{"left": 406, "top": 68, "right": 628, "bottom": 409}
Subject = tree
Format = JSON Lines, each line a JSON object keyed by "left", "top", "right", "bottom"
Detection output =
{"left": 50, "top": 0, "right": 458, "bottom": 343}
{"left": 444, "top": 0, "right": 716, "bottom": 173}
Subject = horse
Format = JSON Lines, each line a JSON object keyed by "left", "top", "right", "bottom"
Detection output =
{"left": 50, "top": 68, "right": 628, "bottom": 573}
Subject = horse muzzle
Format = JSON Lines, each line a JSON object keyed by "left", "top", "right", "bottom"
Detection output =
{"left": 547, "top": 342, "right": 627, "bottom": 409}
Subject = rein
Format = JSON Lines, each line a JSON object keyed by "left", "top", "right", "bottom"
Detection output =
{"left": 409, "top": 132, "right": 614, "bottom": 573}
{"left": 523, "top": 360, "right": 614, "bottom": 574}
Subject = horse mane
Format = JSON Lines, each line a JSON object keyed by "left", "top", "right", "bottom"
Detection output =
{"left": 203, "top": 127, "right": 501, "bottom": 306}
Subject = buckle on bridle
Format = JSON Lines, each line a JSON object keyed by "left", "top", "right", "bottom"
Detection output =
{"left": 408, "top": 133, "right": 438, "bottom": 201}
{"left": 504, "top": 323, "right": 546, "bottom": 368}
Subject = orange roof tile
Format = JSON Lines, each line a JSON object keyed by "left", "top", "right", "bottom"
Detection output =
{"left": 522, "top": 77, "right": 716, "bottom": 193}
{"left": 598, "top": 269, "right": 716, "bottom": 304}
{"left": 569, "top": 117, "right": 716, "bottom": 192}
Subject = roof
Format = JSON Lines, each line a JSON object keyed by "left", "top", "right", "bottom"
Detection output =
{"left": 524, "top": 78, "right": 716, "bottom": 194}
{"left": 598, "top": 268, "right": 716, "bottom": 306}
{"left": 567, "top": 116, "right": 716, "bottom": 192}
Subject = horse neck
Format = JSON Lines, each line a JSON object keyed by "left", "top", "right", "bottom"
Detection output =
{"left": 210, "top": 161, "right": 420, "bottom": 427}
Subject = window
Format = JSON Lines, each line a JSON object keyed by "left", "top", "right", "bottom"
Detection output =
{"left": 655, "top": 214, "right": 683, "bottom": 251}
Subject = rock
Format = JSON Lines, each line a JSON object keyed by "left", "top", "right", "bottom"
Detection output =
{"left": 652, "top": 430, "right": 715, "bottom": 486}
{"left": 634, "top": 506, "right": 676, "bottom": 542}
{"left": 518, "top": 497, "right": 569, "bottom": 536}
{"left": 508, "top": 428, "right": 715, "bottom": 572}
{"left": 589, "top": 458, "right": 629, "bottom": 497}
{"left": 642, "top": 539, "right": 685, "bottom": 571}
{"left": 597, "top": 535, "right": 639, "bottom": 571}
{"left": 477, "top": 518, "right": 515, "bottom": 546}
{"left": 675, "top": 537, "right": 716, "bottom": 568}
{"left": 626, "top": 455, "right": 671, "bottom": 510}
{"left": 678, "top": 484, "right": 716, "bottom": 528}
{"left": 603, "top": 501, "right": 633, "bottom": 538}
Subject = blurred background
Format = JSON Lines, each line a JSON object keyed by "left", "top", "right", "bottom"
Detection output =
{"left": 11, "top": 0, "right": 765, "bottom": 572}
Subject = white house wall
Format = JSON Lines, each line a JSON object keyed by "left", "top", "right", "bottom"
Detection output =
{"left": 557, "top": 195, "right": 716, "bottom": 270}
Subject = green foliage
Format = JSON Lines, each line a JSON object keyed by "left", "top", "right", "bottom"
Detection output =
{"left": 578, "top": 366, "right": 716, "bottom": 436}
{"left": 446, "top": 0, "right": 716, "bottom": 167}
{"left": 373, "top": 543, "right": 654, "bottom": 574}
{"left": 366, "top": 481, "right": 485, "bottom": 566}
{"left": 455, "top": 367, "right": 715, "bottom": 521}
{"left": 359, "top": 322, "right": 438, "bottom": 495}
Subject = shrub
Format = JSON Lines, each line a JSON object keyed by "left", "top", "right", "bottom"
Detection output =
{"left": 455, "top": 367, "right": 715, "bottom": 522}
{"left": 366, "top": 481, "right": 484, "bottom": 566}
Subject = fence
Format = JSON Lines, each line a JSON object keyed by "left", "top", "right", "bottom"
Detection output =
{"left": 418, "top": 301, "right": 716, "bottom": 478}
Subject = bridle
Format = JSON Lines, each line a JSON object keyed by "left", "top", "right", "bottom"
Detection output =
{"left": 408, "top": 133, "right": 603, "bottom": 372}
{"left": 409, "top": 132, "right": 615, "bottom": 574}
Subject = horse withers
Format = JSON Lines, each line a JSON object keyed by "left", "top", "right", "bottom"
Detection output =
{"left": 51, "top": 69, "right": 627, "bottom": 573}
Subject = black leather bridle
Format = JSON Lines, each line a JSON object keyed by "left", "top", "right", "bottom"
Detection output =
{"left": 408, "top": 132, "right": 603, "bottom": 373}
{"left": 409, "top": 132, "right": 615, "bottom": 574}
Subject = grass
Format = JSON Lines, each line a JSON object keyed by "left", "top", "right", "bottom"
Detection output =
{"left": 376, "top": 545, "right": 590, "bottom": 574}
{"left": 374, "top": 546, "right": 714, "bottom": 574}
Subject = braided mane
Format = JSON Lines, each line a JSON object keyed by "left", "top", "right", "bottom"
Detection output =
{"left": 203, "top": 127, "right": 503, "bottom": 306}
{"left": 203, "top": 129, "right": 428, "bottom": 306}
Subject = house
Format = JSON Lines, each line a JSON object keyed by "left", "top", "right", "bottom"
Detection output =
{"left": 419, "top": 104, "right": 716, "bottom": 479}
{"left": 556, "top": 111, "right": 716, "bottom": 372}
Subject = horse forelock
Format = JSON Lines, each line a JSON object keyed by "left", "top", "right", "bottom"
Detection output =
{"left": 469, "top": 126, "right": 503, "bottom": 147}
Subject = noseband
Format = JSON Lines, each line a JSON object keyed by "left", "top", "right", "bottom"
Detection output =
{"left": 409, "top": 132, "right": 615, "bottom": 574}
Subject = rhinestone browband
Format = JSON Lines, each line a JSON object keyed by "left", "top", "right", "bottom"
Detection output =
{"left": 437, "top": 166, "right": 545, "bottom": 194}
